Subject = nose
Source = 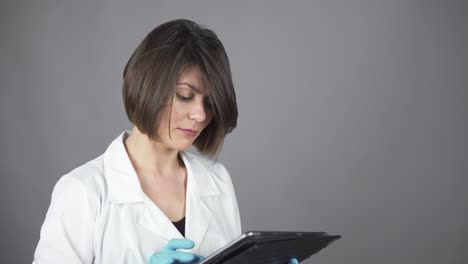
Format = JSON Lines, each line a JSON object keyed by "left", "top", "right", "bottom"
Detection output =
{"left": 188, "top": 102, "right": 207, "bottom": 123}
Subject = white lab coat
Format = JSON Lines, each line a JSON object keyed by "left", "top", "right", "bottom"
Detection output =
{"left": 33, "top": 131, "right": 242, "bottom": 264}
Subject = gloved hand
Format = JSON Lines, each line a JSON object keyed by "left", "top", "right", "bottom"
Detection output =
{"left": 147, "top": 239, "right": 205, "bottom": 264}
{"left": 288, "top": 258, "right": 299, "bottom": 264}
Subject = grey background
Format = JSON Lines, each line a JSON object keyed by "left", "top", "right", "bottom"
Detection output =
{"left": 1, "top": 0, "right": 467, "bottom": 263}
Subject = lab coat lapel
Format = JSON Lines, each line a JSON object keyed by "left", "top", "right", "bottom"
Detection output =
{"left": 137, "top": 196, "right": 184, "bottom": 241}
{"left": 186, "top": 181, "right": 212, "bottom": 251}
{"left": 182, "top": 152, "right": 220, "bottom": 252}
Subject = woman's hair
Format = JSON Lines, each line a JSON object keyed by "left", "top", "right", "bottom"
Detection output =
{"left": 122, "top": 19, "right": 238, "bottom": 157}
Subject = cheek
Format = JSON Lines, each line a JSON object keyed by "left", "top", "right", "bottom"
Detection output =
{"left": 170, "top": 104, "right": 187, "bottom": 123}
{"left": 155, "top": 109, "right": 170, "bottom": 135}
{"left": 160, "top": 107, "right": 171, "bottom": 121}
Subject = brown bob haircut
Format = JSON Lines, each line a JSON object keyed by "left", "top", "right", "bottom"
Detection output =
{"left": 122, "top": 19, "right": 238, "bottom": 157}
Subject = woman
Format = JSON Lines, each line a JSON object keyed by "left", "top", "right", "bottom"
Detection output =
{"left": 33, "top": 19, "right": 298, "bottom": 264}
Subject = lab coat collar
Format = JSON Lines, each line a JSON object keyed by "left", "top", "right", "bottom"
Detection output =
{"left": 103, "top": 131, "right": 144, "bottom": 204}
{"left": 103, "top": 131, "right": 221, "bottom": 245}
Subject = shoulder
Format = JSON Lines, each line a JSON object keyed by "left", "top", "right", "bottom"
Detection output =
{"left": 52, "top": 155, "right": 106, "bottom": 205}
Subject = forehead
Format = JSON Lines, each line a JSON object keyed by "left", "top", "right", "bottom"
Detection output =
{"left": 176, "top": 66, "right": 210, "bottom": 95}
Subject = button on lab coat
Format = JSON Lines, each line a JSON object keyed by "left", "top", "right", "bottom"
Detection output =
{"left": 33, "top": 131, "right": 242, "bottom": 263}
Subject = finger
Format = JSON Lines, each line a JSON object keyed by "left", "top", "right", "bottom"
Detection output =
{"left": 147, "top": 253, "right": 175, "bottom": 264}
{"left": 171, "top": 251, "right": 198, "bottom": 263}
{"left": 164, "top": 239, "right": 195, "bottom": 251}
{"left": 192, "top": 253, "right": 205, "bottom": 262}
{"left": 289, "top": 258, "right": 299, "bottom": 264}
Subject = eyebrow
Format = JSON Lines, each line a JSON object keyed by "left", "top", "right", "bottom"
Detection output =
{"left": 176, "top": 82, "right": 202, "bottom": 94}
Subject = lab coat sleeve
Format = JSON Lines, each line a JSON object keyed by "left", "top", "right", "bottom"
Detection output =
{"left": 33, "top": 175, "right": 99, "bottom": 264}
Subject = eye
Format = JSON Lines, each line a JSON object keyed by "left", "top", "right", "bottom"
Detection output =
{"left": 176, "top": 93, "right": 192, "bottom": 101}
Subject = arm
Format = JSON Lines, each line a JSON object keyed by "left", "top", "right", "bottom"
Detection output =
{"left": 33, "top": 176, "right": 98, "bottom": 264}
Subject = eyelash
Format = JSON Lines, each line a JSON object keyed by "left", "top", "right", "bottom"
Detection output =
{"left": 176, "top": 94, "right": 212, "bottom": 109}
{"left": 176, "top": 94, "right": 192, "bottom": 101}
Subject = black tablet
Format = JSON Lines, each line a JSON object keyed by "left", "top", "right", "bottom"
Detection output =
{"left": 200, "top": 231, "right": 341, "bottom": 264}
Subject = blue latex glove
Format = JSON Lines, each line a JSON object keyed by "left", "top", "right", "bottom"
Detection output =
{"left": 289, "top": 258, "right": 299, "bottom": 264}
{"left": 147, "top": 239, "right": 205, "bottom": 264}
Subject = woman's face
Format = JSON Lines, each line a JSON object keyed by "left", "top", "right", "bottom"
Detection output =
{"left": 155, "top": 66, "right": 213, "bottom": 151}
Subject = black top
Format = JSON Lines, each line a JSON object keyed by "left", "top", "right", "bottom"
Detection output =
{"left": 172, "top": 217, "right": 186, "bottom": 237}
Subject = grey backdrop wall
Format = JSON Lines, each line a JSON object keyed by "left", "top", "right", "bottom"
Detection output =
{"left": 1, "top": 0, "right": 467, "bottom": 263}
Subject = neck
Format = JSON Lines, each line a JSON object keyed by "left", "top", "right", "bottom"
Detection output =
{"left": 124, "top": 126, "right": 183, "bottom": 178}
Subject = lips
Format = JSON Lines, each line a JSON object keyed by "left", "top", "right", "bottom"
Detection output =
{"left": 178, "top": 128, "right": 199, "bottom": 137}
